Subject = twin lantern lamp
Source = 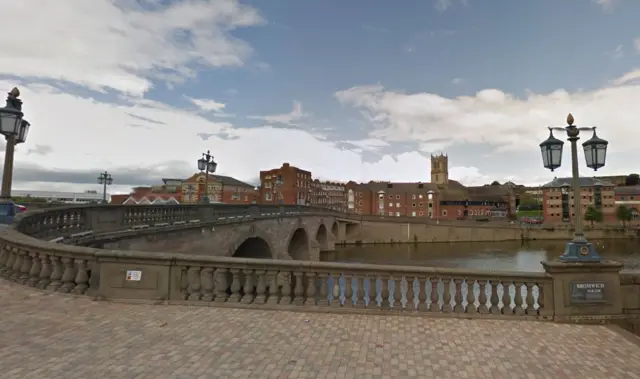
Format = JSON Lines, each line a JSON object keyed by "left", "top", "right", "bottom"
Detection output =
{"left": 538, "top": 113, "right": 609, "bottom": 263}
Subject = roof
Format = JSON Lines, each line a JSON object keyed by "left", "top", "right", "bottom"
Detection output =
{"left": 614, "top": 186, "right": 640, "bottom": 196}
{"left": 183, "top": 173, "right": 255, "bottom": 189}
{"left": 359, "top": 181, "right": 440, "bottom": 194}
{"left": 541, "top": 177, "right": 616, "bottom": 188}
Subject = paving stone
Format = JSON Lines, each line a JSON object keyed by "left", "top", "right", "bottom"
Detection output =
{"left": 1, "top": 280, "right": 640, "bottom": 379}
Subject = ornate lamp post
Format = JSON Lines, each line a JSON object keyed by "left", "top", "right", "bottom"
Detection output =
{"left": 0, "top": 88, "right": 31, "bottom": 200}
{"left": 539, "top": 113, "right": 609, "bottom": 262}
{"left": 197, "top": 150, "right": 217, "bottom": 204}
{"left": 97, "top": 171, "right": 113, "bottom": 203}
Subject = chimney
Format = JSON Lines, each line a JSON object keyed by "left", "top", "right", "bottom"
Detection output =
{"left": 282, "top": 162, "right": 290, "bottom": 168}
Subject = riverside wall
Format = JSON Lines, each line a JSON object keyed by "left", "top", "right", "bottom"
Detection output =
{"left": 339, "top": 220, "right": 637, "bottom": 244}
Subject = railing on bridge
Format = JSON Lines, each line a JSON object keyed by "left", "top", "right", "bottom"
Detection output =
{"left": 0, "top": 203, "right": 637, "bottom": 323}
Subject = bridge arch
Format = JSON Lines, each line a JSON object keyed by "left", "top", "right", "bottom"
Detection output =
{"left": 331, "top": 221, "right": 339, "bottom": 238}
{"left": 228, "top": 226, "right": 275, "bottom": 259}
{"left": 287, "top": 227, "right": 310, "bottom": 261}
{"left": 232, "top": 236, "right": 272, "bottom": 259}
{"left": 315, "top": 224, "right": 328, "bottom": 251}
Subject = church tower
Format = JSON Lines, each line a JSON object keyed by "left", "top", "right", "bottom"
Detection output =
{"left": 430, "top": 153, "right": 449, "bottom": 186}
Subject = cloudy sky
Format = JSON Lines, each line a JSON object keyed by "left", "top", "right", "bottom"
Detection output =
{"left": 1, "top": 0, "right": 639, "bottom": 195}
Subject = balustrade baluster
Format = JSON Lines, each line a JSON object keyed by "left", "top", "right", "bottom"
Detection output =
{"left": 374, "top": 275, "right": 384, "bottom": 309}
{"left": 538, "top": 282, "right": 547, "bottom": 316}
{"left": 229, "top": 268, "right": 243, "bottom": 302}
{"left": 3, "top": 249, "right": 16, "bottom": 279}
{"left": 37, "top": 254, "right": 52, "bottom": 290}
{"left": 343, "top": 274, "right": 353, "bottom": 307}
{"left": 10, "top": 250, "right": 24, "bottom": 281}
{"left": 417, "top": 277, "right": 428, "bottom": 311}
{"left": 466, "top": 279, "right": 476, "bottom": 313}
{"left": 478, "top": 280, "right": 488, "bottom": 314}
{"left": 200, "top": 267, "right": 215, "bottom": 302}
{"left": 525, "top": 282, "right": 537, "bottom": 316}
{"left": 442, "top": 277, "right": 452, "bottom": 313}
{"left": 397, "top": 276, "right": 407, "bottom": 310}
{"left": 453, "top": 279, "right": 464, "bottom": 313}
{"left": 265, "top": 270, "right": 280, "bottom": 305}
{"left": 353, "top": 275, "right": 364, "bottom": 308}
{"left": 59, "top": 257, "right": 77, "bottom": 293}
{"left": 501, "top": 280, "right": 512, "bottom": 315}
{"left": 0, "top": 248, "right": 8, "bottom": 277}
{"left": 329, "top": 274, "right": 341, "bottom": 307}
{"left": 381, "top": 276, "right": 391, "bottom": 309}
{"left": 406, "top": 277, "right": 415, "bottom": 311}
{"left": 47, "top": 256, "right": 63, "bottom": 292}
{"left": 293, "top": 271, "right": 305, "bottom": 305}
{"left": 429, "top": 277, "right": 439, "bottom": 312}
{"left": 513, "top": 281, "right": 525, "bottom": 315}
{"left": 179, "top": 267, "right": 189, "bottom": 300}
{"left": 489, "top": 280, "right": 500, "bottom": 314}
{"left": 213, "top": 268, "right": 229, "bottom": 303}
{"left": 26, "top": 252, "right": 41, "bottom": 287}
{"left": 304, "top": 272, "right": 316, "bottom": 306}
{"left": 18, "top": 251, "right": 32, "bottom": 285}
{"left": 241, "top": 269, "right": 256, "bottom": 304}
{"left": 280, "top": 270, "right": 292, "bottom": 305}
{"left": 187, "top": 267, "right": 202, "bottom": 301}
{"left": 72, "top": 259, "right": 90, "bottom": 294}
{"left": 254, "top": 270, "right": 268, "bottom": 304}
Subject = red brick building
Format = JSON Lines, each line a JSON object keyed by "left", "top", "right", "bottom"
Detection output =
{"left": 310, "top": 180, "right": 347, "bottom": 212}
{"left": 614, "top": 185, "right": 640, "bottom": 222}
{"left": 345, "top": 154, "right": 515, "bottom": 220}
{"left": 259, "top": 163, "right": 312, "bottom": 205}
{"left": 541, "top": 177, "right": 617, "bottom": 223}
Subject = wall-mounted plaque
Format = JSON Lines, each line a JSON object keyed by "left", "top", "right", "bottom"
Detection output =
{"left": 570, "top": 282, "right": 605, "bottom": 304}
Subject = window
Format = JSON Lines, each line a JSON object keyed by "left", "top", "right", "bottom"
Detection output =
{"left": 266, "top": 193, "right": 272, "bottom": 201}
{"left": 442, "top": 210, "right": 447, "bottom": 216}
{"left": 395, "top": 212, "right": 400, "bottom": 217}
{"left": 389, "top": 212, "right": 393, "bottom": 216}
{"left": 412, "top": 194, "right": 416, "bottom": 199}
{"left": 396, "top": 202, "right": 400, "bottom": 207}
{"left": 419, "top": 211, "right": 423, "bottom": 216}
{"left": 412, "top": 203, "right": 416, "bottom": 207}
{"left": 411, "top": 211, "right": 416, "bottom": 217}
{"left": 419, "top": 194, "right": 423, "bottom": 199}
{"left": 389, "top": 195, "right": 392, "bottom": 199}
{"left": 378, "top": 193, "right": 384, "bottom": 199}
{"left": 419, "top": 202, "right": 423, "bottom": 207}
{"left": 396, "top": 195, "right": 400, "bottom": 199}
{"left": 232, "top": 193, "right": 239, "bottom": 200}
{"left": 389, "top": 202, "right": 393, "bottom": 207}
{"left": 358, "top": 200, "right": 362, "bottom": 206}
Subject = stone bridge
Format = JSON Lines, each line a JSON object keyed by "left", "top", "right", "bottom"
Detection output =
{"left": 100, "top": 214, "right": 341, "bottom": 261}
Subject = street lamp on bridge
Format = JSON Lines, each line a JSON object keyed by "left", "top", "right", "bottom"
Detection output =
{"left": 539, "top": 113, "right": 608, "bottom": 263}
{"left": 0, "top": 87, "right": 31, "bottom": 200}
{"left": 97, "top": 171, "right": 113, "bottom": 203}
{"left": 197, "top": 150, "right": 217, "bottom": 204}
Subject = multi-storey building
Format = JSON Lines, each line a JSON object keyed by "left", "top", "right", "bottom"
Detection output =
{"left": 541, "top": 177, "right": 617, "bottom": 223}
{"left": 345, "top": 154, "right": 515, "bottom": 220}
{"left": 614, "top": 186, "right": 640, "bottom": 221}
{"left": 111, "top": 176, "right": 256, "bottom": 205}
{"left": 310, "top": 180, "right": 347, "bottom": 212}
{"left": 259, "top": 163, "right": 312, "bottom": 205}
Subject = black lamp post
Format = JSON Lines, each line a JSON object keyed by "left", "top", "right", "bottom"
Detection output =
{"left": 0, "top": 88, "right": 31, "bottom": 200}
{"left": 97, "top": 171, "right": 113, "bottom": 203}
{"left": 539, "top": 113, "right": 608, "bottom": 262}
{"left": 197, "top": 150, "right": 217, "bottom": 204}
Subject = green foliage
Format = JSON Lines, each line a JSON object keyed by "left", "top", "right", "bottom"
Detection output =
{"left": 583, "top": 206, "right": 603, "bottom": 226}
{"left": 625, "top": 173, "right": 639, "bottom": 186}
{"left": 516, "top": 210, "right": 543, "bottom": 218}
{"left": 616, "top": 205, "right": 633, "bottom": 226}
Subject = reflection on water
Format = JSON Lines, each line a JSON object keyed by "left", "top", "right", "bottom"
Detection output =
{"left": 322, "top": 239, "right": 640, "bottom": 272}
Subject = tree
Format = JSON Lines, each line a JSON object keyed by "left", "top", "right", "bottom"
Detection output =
{"left": 625, "top": 173, "right": 640, "bottom": 186}
{"left": 583, "top": 206, "right": 603, "bottom": 226}
{"left": 616, "top": 205, "right": 633, "bottom": 227}
{"left": 491, "top": 181, "right": 501, "bottom": 186}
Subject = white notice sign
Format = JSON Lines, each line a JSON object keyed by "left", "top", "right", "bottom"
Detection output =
{"left": 126, "top": 270, "right": 142, "bottom": 281}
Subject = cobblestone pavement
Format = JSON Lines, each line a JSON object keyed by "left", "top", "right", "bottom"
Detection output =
{"left": 1, "top": 280, "right": 640, "bottom": 379}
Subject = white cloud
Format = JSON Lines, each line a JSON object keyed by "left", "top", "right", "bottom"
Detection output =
{"left": 0, "top": 0, "right": 264, "bottom": 96}
{"left": 608, "top": 45, "right": 624, "bottom": 60}
{"left": 186, "top": 96, "right": 226, "bottom": 112}
{"left": 593, "top": 0, "right": 616, "bottom": 11}
{"left": 247, "top": 101, "right": 307, "bottom": 126}
{"left": 610, "top": 69, "right": 640, "bottom": 86}
{"left": 451, "top": 78, "right": 464, "bottom": 85}
{"left": 335, "top": 70, "right": 640, "bottom": 155}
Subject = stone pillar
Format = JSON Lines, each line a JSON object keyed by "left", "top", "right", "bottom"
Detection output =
{"left": 541, "top": 260, "right": 623, "bottom": 323}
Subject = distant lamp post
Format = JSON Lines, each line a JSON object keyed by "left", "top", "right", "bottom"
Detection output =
{"left": 197, "top": 150, "right": 217, "bottom": 204}
{"left": 0, "top": 87, "right": 31, "bottom": 200}
{"left": 539, "top": 113, "right": 608, "bottom": 262}
{"left": 97, "top": 171, "right": 113, "bottom": 203}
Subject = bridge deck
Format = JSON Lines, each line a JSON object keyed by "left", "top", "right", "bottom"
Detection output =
{"left": 1, "top": 280, "right": 639, "bottom": 379}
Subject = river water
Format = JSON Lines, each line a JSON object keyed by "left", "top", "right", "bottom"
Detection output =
{"left": 322, "top": 239, "right": 640, "bottom": 272}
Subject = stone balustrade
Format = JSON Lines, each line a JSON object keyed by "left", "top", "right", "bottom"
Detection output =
{"left": 0, "top": 204, "right": 634, "bottom": 324}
